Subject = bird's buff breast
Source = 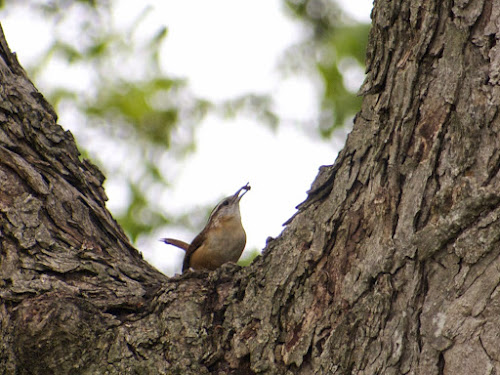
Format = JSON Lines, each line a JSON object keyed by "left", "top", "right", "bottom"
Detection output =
{"left": 190, "top": 218, "right": 246, "bottom": 270}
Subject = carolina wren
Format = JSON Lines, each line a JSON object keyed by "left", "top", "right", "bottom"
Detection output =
{"left": 161, "top": 183, "right": 250, "bottom": 272}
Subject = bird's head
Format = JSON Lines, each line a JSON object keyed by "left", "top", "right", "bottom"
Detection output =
{"left": 207, "top": 183, "right": 250, "bottom": 225}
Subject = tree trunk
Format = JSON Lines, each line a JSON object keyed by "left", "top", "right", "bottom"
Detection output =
{"left": 2, "top": 0, "right": 500, "bottom": 372}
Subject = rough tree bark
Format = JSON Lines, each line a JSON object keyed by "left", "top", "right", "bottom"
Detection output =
{"left": 1, "top": 0, "right": 500, "bottom": 373}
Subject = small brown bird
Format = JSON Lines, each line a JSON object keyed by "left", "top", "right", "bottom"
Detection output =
{"left": 161, "top": 183, "right": 250, "bottom": 272}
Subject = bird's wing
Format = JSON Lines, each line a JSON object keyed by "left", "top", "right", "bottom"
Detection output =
{"left": 182, "top": 231, "right": 206, "bottom": 272}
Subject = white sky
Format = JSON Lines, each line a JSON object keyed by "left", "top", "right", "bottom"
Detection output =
{"left": 1, "top": 0, "right": 373, "bottom": 275}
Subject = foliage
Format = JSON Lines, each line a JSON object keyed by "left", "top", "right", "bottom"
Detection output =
{"left": 0, "top": 0, "right": 369, "bottom": 245}
{"left": 237, "top": 248, "right": 262, "bottom": 267}
{"left": 284, "top": 0, "right": 369, "bottom": 136}
{"left": 3, "top": 1, "right": 206, "bottom": 242}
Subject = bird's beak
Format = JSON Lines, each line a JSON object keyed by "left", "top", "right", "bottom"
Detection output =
{"left": 233, "top": 182, "right": 251, "bottom": 202}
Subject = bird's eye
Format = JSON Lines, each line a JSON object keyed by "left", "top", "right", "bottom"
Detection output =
{"left": 221, "top": 200, "right": 229, "bottom": 207}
